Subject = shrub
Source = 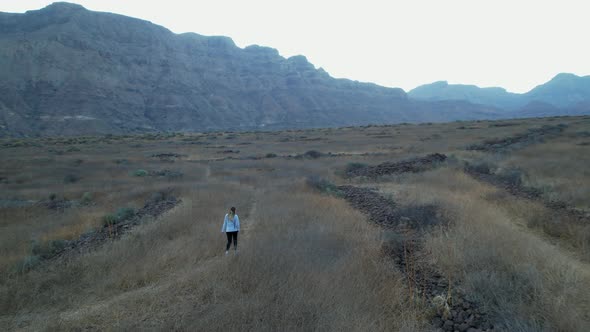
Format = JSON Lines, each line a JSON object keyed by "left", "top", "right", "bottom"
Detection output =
{"left": 80, "top": 192, "right": 92, "bottom": 205}
{"left": 102, "top": 214, "right": 117, "bottom": 226}
{"left": 303, "top": 150, "right": 323, "bottom": 159}
{"left": 15, "top": 255, "right": 41, "bottom": 273}
{"left": 30, "top": 239, "right": 68, "bottom": 259}
{"left": 306, "top": 176, "right": 342, "bottom": 196}
{"left": 151, "top": 169, "right": 183, "bottom": 180}
{"left": 465, "top": 160, "right": 495, "bottom": 175}
{"left": 63, "top": 174, "right": 80, "bottom": 184}
{"left": 497, "top": 168, "right": 525, "bottom": 187}
{"left": 116, "top": 207, "right": 136, "bottom": 221}
{"left": 15, "top": 174, "right": 30, "bottom": 184}
{"left": 103, "top": 207, "right": 136, "bottom": 226}
{"left": 132, "top": 169, "right": 148, "bottom": 177}
{"left": 265, "top": 153, "right": 277, "bottom": 158}
{"left": 48, "top": 239, "right": 67, "bottom": 255}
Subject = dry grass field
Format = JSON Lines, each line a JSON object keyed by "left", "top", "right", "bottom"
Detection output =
{"left": 1, "top": 115, "right": 590, "bottom": 331}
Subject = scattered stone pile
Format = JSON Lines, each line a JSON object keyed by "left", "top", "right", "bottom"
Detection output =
{"left": 148, "top": 169, "right": 183, "bottom": 179}
{"left": 337, "top": 185, "right": 498, "bottom": 331}
{"left": 49, "top": 191, "right": 180, "bottom": 259}
{"left": 463, "top": 164, "right": 541, "bottom": 200}
{"left": 465, "top": 163, "right": 590, "bottom": 225}
{"left": 337, "top": 186, "right": 443, "bottom": 229}
{"left": 467, "top": 124, "right": 567, "bottom": 152}
{"left": 346, "top": 153, "right": 447, "bottom": 178}
{"left": 151, "top": 153, "right": 187, "bottom": 162}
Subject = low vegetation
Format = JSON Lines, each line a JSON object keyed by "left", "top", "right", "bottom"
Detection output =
{"left": 1, "top": 115, "right": 589, "bottom": 331}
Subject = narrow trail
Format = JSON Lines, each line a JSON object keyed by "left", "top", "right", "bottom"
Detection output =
{"left": 204, "top": 164, "right": 211, "bottom": 179}
{"left": 58, "top": 190, "right": 261, "bottom": 326}
{"left": 233, "top": 192, "right": 259, "bottom": 254}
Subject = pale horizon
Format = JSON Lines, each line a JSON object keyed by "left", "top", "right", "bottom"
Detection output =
{"left": 2, "top": 0, "right": 590, "bottom": 93}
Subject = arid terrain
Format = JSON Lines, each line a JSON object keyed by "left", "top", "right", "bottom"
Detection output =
{"left": 1, "top": 115, "right": 590, "bottom": 331}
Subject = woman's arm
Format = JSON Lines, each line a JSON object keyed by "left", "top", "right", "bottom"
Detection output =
{"left": 221, "top": 214, "right": 228, "bottom": 232}
{"left": 235, "top": 215, "right": 240, "bottom": 231}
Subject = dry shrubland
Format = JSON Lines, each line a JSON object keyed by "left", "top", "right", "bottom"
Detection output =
{"left": 1, "top": 115, "right": 590, "bottom": 331}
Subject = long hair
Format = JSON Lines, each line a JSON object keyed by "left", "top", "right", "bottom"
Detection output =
{"left": 229, "top": 206, "right": 236, "bottom": 218}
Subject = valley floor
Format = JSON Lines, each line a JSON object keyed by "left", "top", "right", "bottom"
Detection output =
{"left": 1, "top": 116, "right": 589, "bottom": 331}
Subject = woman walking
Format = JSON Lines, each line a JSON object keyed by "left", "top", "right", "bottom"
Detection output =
{"left": 221, "top": 207, "right": 240, "bottom": 255}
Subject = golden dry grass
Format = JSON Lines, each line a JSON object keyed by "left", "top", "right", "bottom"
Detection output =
{"left": 1, "top": 182, "right": 428, "bottom": 331}
{"left": 1, "top": 115, "right": 589, "bottom": 331}
{"left": 374, "top": 169, "right": 590, "bottom": 331}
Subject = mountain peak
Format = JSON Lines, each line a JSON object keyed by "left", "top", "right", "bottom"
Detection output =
{"left": 38, "top": 2, "right": 86, "bottom": 13}
{"left": 551, "top": 73, "right": 579, "bottom": 81}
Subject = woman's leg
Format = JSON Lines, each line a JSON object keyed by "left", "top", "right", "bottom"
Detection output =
{"left": 232, "top": 232, "right": 238, "bottom": 250}
{"left": 226, "top": 232, "right": 232, "bottom": 251}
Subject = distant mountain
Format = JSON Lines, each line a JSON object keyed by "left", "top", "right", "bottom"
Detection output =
{"left": 526, "top": 73, "right": 590, "bottom": 108}
{"left": 408, "top": 74, "right": 590, "bottom": 112}
{"left": 0, "top": 3, "right": 585, "bottom": 137}
{"left": 408, "top": 81, "right": 525, "bottom": 110}
{"left": 0, "top": 2, "right": 505, "bottom": 137}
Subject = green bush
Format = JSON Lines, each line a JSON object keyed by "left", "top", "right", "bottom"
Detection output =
{"left": 497, "top": 168, "right": 525, "bottom": 187}
{"left": 81, "top": 192, "right": 92, "bottom": 205}
{"left": 465, "top": 160, "right": 495, "bottom": 175}
{"left": 48, "top": 239, "right": 67, "bottom": 254}
{"left": 306, "top": 176, "right": 342, "bottom": 197}
{"left": 132, "top": 169, "right": 148, "bottom": 177}
{"left": 102, "top": 214, "right": 117, "bottom": 226}
{"left": 15, "top": 255, "right": 41, "bottom": 273}
{"left": 103, "top": 207, "right": 136, "bottom": 226}
{"left": 63, "top": 174, "right": 80, "bottom": 183}
{"left": 303, "top": 150, "right": 323, "bottom": 159}
{"left": 30, "top": 239, "right": 68, "bottom": 259}
{"left": 116, "top": 207, "right": 136, "bottom": 221}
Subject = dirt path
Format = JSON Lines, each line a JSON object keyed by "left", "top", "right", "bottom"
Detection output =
{"left": 57, "top": 190, "right": 261, "bottom": 327}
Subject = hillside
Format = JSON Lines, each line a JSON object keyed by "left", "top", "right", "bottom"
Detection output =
{"left": 409, "top": 73, "right": 590, "bottom": 112}
{"left": 0, "top": 2, "right": 503, "bottom": 137}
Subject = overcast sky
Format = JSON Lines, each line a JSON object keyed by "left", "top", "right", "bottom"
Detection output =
{"left": 2, "top": 0, "right": 589, "bottom": 93}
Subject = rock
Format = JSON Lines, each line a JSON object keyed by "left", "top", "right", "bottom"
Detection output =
{"left": 432, "top": 317, "right": 443, "bottom": 327}
{"left": 456, "top": 310, "right": 466, "bottom": 322}
{"left": 443, "top": 320, "right": 454, "bottom": 331}
{"left": 458, "top": 323, "right": 470, "bottom": 331}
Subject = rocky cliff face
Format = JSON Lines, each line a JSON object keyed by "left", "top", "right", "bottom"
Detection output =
{"left": 0, "top": 3, "right": 500, "bottom": 137}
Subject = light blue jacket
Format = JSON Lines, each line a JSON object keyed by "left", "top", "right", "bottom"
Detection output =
{"left": 221, "top": 213, "right": 240, "bottom": 232}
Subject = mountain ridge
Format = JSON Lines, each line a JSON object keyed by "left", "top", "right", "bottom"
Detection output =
{"left": 409, "top": 73, "right": 590, "bottom": 111}
{"left": 0, "top": 3, "right": 587, "bottom": 137}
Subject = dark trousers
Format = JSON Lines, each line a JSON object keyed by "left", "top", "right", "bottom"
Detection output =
{"left": 226, "top": 231, "right": 238, "bottom": 250}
